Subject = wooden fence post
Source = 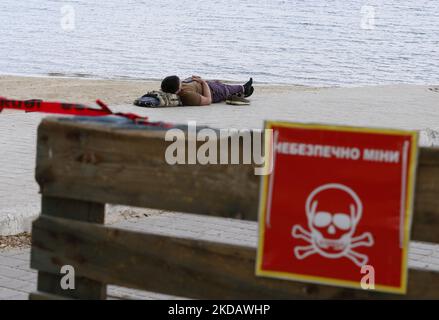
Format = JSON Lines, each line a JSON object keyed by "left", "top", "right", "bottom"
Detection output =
{"left": 30, "top": 196, "right": 107, "bottom": 300}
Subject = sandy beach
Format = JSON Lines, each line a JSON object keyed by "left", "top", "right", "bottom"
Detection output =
{"left": 1, "top": 75, "right": 439, "bottom": 235}
{"left": 2, "top": 75, "right": 439, "bottom": 132}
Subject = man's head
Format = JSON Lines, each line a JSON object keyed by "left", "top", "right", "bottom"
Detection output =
{"left": 161, "top": 75, "right": 181, "bottom": 94}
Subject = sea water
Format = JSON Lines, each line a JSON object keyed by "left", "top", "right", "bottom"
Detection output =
{"left": 0, "top": 0, "right": 438, "bottom": 86}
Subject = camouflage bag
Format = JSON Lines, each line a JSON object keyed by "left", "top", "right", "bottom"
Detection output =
{"left": 134, "top": 90, "right": 182, "bottom": 108}
{"left": 148, "top": 90, "right": 181, "bottom": 107}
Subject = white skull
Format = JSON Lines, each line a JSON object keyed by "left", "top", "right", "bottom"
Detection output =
{"left": 292, "top": 183, "right": 374, "bottom": 267}
{"left": 306, "top": 184, "right": 362, "bottom": 258}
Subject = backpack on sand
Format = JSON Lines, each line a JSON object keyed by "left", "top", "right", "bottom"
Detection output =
{"left": 134, "top": 90, "right": 182, "bottom": 108}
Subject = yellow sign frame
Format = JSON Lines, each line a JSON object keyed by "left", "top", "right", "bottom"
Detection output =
{"left": 255, "top": 121, "right": 419, "bottom": 295}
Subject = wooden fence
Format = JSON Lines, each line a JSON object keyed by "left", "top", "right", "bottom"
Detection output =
{"left": 29, "top": 117, "right": 439, "bottom": 299}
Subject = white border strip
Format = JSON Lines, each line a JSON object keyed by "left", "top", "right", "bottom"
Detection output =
{"left": 400, "top": 141, "right": 409, "bottom": 248}
{"left": 265, "top": 130, "right": 278, "bottom": 228}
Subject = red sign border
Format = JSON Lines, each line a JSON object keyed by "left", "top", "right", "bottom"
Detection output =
{"left": 255, "top": 121, "right": 419, "bottom": 294}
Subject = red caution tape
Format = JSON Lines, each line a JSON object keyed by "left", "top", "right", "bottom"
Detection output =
{"left": 0, "top": 98, "right": 111, "bottom": 116}
{"left": 0, "top": 97, "right": 174, "bottom": 128}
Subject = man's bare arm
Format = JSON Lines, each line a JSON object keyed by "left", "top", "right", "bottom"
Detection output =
{"left": 193, "top": 75, "right": 212, "bottom": 106}
{"left": 199, "top": 80, "right": 212, "bottom": 105}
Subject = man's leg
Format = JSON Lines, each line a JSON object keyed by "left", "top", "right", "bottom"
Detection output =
{"left": 207, "top": 81, "right": 244, "bottom": 103}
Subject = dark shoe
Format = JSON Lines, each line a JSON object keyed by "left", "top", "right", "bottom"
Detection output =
{"left": 244, "top": 86, "right": 254, "bottom": 98}
{"left": 243, "top": 78, "right": 253, "bottom": 97}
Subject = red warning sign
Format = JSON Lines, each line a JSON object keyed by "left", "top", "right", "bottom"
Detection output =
{"left": 256, "top": 122, "right": 418, "bottom": 294}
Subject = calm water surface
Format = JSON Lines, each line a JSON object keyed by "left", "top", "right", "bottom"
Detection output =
{"left": 1, "top": 0, "right": 438, "bottom": 86}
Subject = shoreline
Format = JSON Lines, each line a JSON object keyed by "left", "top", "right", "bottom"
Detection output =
{"left": 0, "top": 73, "right": 320, "bottom": 89}
{"left": 2, "top": 72, "right": 438, "bottom": 89}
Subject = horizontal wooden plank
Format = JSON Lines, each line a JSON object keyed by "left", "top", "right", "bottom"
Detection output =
{"left": 35, "top": 118, "right": 259, "bottom": 220}
{"left": 35, "top": 271, "right": 107, "bottom": 300}
{"left": 41, "top": 196, "right": 105, "bottom": 223}
{"left": 31, "top": 215, "right": 439, "bottom": 299}
{"left": 35, "top": 118, "right": 439, "bottom": 243}
{"left": 29, "top": 291, "right": 72, "bottom": 300}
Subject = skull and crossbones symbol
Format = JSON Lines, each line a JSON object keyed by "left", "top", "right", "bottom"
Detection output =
{"left": 291, "top": 183, "right": 374, "bottom": 267}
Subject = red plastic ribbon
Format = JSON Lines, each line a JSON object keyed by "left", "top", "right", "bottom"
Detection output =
{"left": 0, "top": 97, "right": 173, "bottom": 128}
{"left": 0, "top": 98, "right": 112, "bottom": 116}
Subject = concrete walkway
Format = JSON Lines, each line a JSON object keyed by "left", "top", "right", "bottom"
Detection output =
{"left": 1, "top": 212, "right": 439, "bottom": 300}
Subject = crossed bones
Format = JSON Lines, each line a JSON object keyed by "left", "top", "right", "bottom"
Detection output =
{"left": 292, "top": 225, "right": 374, "bottom": 267}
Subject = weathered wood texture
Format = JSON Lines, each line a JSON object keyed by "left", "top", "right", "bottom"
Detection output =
{"left": 35, "top": 272, "right": 105, "bottom": 300}
{"left": 31, "top": 215, "right": 439, "bottom": 299}
{"left": 35, "top": 118, "right": 439, "bottom": 243}
{"left": 29, "top": 291, "right": 72, "bottom": 300}
{"left": 35, "top": 119, "right": 259, "bottom": 221}
{"left": 30, "top": 196, "right": 107, "bottom": 299}
{"left": 41, "top": 196, "right": 105, "bottom": 223}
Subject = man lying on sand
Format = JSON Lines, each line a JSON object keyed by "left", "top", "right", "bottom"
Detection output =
{"left": 161, "top": 75, "right": 254, "bottom": 106}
